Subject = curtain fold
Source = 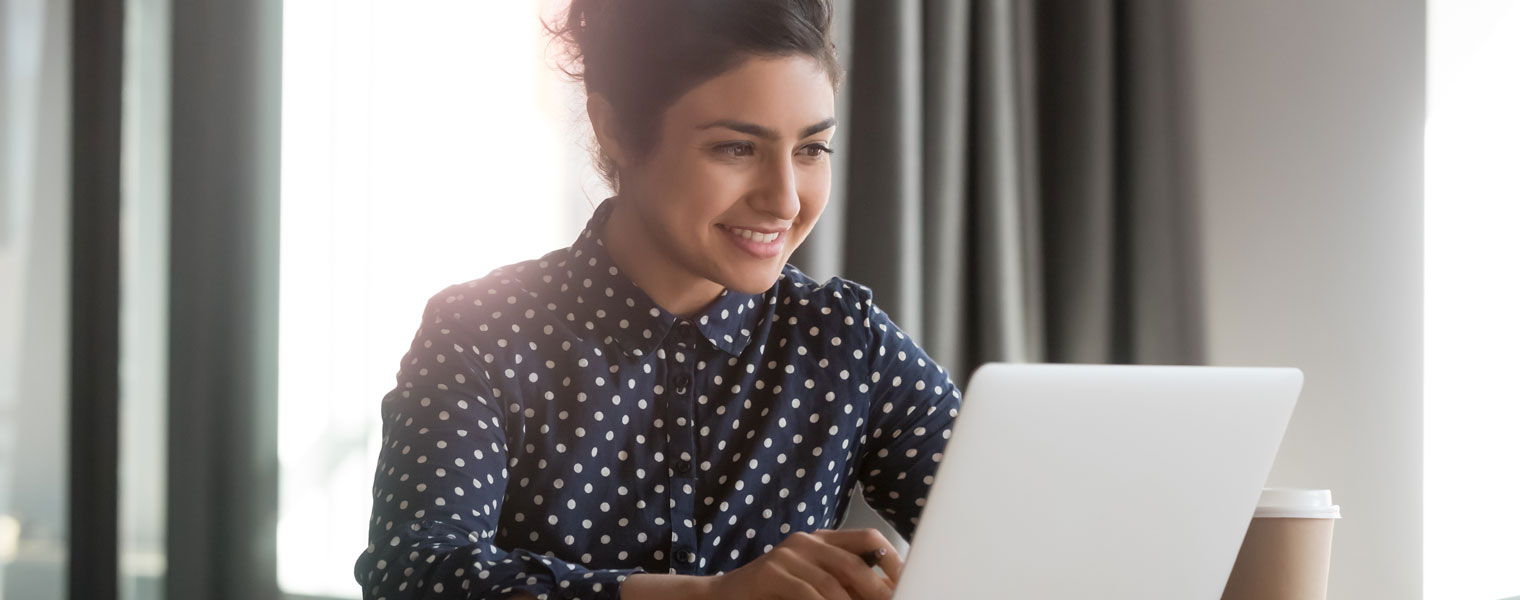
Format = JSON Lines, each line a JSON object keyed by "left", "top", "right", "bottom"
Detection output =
{"left": 1035, "top": 0, "right": 1203, "bottom": 365}
{"left": 1114, "top": 0, "right": 1204, "bottom": 366}
{"left": 920, "top": 0, "right": 975, "bottom": 374}
{"left": 70, "top": 1, "right": 126, "bottom": 598}
{"left": 165, "top": 2, "right": 282, "bottom": 599}
{"left": 797, "top": 0, "right": 1203, "bottom": 383}
{"left": 838, "top": 0, "right": 926, "bottom": 334}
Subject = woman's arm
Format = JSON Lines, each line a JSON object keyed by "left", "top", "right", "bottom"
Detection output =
{"left": 852, "top": 292, "right": 963, "bottom": 541}
{"left": 623, "top": 529, "right": 901, "bottom": 600}
{"left": 504, "top": 575, "right": 710, "bottom": 600}
{"left": 355, "top": 289, "right": 643, "bottom": 599}
{"left": 617, "top": 573, "right": 714, "bottom": 599}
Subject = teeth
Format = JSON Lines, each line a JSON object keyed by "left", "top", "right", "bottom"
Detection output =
{"left": 727, "top": 226, "right": 781, "bottom": 243}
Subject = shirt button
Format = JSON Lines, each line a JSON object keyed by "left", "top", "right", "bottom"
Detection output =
{"left": 675, "top": 460, "right": 692, "bottom": 474}
{"left": 675, "top": 548, "right": 694, "bottom": 563}
{"left": 673, "top": 373, "right": 691, "bottom": 394}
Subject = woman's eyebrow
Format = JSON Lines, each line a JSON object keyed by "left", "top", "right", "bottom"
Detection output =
{"left": 696, "top": 117, "right": 837, "bottom": 140}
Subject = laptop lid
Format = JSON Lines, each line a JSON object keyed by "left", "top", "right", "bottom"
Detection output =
{"left": 892, "top": 364, "right": 1302, "bottom": 599}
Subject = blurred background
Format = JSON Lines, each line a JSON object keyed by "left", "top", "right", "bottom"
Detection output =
{"left": 0, "top": 0, "right": 1514, "bottom": 598}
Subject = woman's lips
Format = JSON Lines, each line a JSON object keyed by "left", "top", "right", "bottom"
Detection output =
{"left": 719, "top": 224, "right": 785, "bottom": 259}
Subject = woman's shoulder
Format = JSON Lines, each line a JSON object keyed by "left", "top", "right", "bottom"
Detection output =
{"left": 415, "top": 247, "right": 572, "bottom": 329}
{"left": 774, "top": 263, "right": 879, "bottom": 318}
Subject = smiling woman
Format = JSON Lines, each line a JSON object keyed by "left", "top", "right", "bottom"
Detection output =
{"left": 351, "top": 1, "right": 964, "bottom": 600}
{"left": 596, "top": 55, "right": 840, "bottom": 315}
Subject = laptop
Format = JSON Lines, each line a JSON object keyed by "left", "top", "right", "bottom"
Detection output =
{"left": 893, "top": 364, "right": 1302, "bottom": 599}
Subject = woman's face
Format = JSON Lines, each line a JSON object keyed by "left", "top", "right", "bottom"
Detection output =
{"left": 614, "top": 55, "right": 837, "bottom": 295}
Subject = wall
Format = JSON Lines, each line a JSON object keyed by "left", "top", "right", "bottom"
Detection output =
{"left": 1183, "top": 2, "right": 1425, "bottom": 598}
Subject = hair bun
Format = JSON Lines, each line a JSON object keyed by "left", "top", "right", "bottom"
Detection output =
{"left": 547, "top": 0, "right": 616, "bottom": 85}
{"left": 544, "top": 0, "right": 842, "bottom": 192}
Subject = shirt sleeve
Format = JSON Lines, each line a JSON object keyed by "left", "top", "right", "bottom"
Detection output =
{"left": 852, "top": 290, "right": 963, "bottom": 542}
{"left": 354, "top": 290, "right": 644, "bottom": 599}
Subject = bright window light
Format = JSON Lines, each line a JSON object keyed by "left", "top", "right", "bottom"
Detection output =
{"left": 1425, "top": 1, "right": 1520, "bottom": 598}
{"left": 278, "top": 1, "right": 599, "bottom": 596}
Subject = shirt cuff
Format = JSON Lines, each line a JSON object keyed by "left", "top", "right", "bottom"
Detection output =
{"left": 550, "top": 565, "right": 645, "bottom": 600}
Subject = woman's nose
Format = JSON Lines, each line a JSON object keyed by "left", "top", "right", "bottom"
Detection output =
{"left": 750, "top": 156, "right": 801, "bottom": 220}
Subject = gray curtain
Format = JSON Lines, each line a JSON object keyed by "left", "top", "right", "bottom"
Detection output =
{"left": 794, "top": 0, "right": 1203, "bottom": 382}
{"left": 70, "top": 0, "right": 127, "bottom": 597}
{"left": 2, "top": 0, "right": 79, "bottom": 598}
{"left": 165, "top": 1, "right": 282, "bottom": 599}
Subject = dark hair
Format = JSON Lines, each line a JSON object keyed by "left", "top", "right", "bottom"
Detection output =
{"left": 548, "top": 0, "right": 843, "bottom": 192}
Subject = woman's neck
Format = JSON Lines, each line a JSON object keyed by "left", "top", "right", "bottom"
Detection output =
{"left": 602, "top": 198, "right": 725, "bottom": 319}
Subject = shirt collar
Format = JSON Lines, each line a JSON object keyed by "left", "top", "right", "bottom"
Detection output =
{"left": 560, "top": 199, "right": 765, "bottom": 359}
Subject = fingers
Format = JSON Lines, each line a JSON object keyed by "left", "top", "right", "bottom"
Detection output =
{"left": 772, "top": 546, "right": 852, "bottom": 600}
{"left": 812, "top": 528, "right": 905, "bottom": 586}
{"left": 772, "top": 571, "right": 833, "bottom": 600}
{"left": 785, "top": 531, "right": 895, "bottom": 600}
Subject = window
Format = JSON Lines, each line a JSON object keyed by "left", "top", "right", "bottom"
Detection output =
{"left": 278, "top": 1, "right": 601, "bottom": 596}
{"left": 1424, "top": 1, "right": 1520, "bottom": 598}
{"left": 0, "top": 2, "right": 71, "bottom": 597}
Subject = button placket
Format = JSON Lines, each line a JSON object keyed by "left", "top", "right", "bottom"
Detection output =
{"left": 665, "top": 321, "right": 701, "bottom": 573}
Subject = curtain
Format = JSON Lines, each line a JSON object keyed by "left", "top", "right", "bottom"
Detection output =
{"left": 1, "top": 0, "right": 74, "bottom": 597}
{"left": 53, "top": 0, "right": 283, "bottom": 598}
{"left": 164, "top": 1, "right": 283, "bottom": 599}
{"left": 1033, "top": 0, "right": 1203, "bottom": 366}
{"left": 795, "top": 0, "right": 1203, "bottom": 384}
{"left": 70, "top": 1, "right": 127, "bottom": 598}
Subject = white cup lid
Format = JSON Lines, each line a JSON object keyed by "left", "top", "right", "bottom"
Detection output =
{"left": 1253, "top": 488, "right": 1342, "bottom": 519}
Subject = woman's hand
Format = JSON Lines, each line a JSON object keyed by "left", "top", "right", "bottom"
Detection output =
{"left": 702, "top": 528, "right": 903, "bottom": 600}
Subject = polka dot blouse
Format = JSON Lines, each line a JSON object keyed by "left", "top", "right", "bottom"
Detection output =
{"left": 355, "top": 200, "right": 962, "bottom": 599}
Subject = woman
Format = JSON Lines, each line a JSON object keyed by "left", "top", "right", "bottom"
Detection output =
{"left": 355, "top": 1, "right": 961, "bottom": 598}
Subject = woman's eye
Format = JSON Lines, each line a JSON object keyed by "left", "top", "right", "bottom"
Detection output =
{"left": 715, "top": 142, "right": 754, "bottom": 158}
{"left": 800, "top": 143, "right": 835, "bottom": 158}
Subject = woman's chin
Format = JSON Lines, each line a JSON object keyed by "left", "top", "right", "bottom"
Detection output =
{"left": 720, "top": 267, "right": 785, "bottom": 295}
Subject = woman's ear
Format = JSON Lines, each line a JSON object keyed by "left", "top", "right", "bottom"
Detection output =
{"left": 586, "top": 93, "right": 630, "bottom": 168}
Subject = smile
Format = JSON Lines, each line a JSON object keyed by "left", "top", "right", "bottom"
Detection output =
{"left": 722, "top": 225, "right": 782, "bottom": 243}
{"left": 719, "top": 224, "right": 786, "bottom": 259}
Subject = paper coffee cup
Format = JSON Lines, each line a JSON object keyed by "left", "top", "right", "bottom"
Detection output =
{"left": 1221, "top": 488, "right": 1340, "bottom": 600}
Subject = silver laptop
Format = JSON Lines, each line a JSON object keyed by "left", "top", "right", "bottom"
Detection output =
{"left": 893, "top": 364, "right": 1302, "bottom": 599}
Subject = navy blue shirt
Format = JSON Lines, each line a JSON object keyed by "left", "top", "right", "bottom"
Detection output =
{"left": 355, "top": 200, "right": 962, "bottom": 599}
